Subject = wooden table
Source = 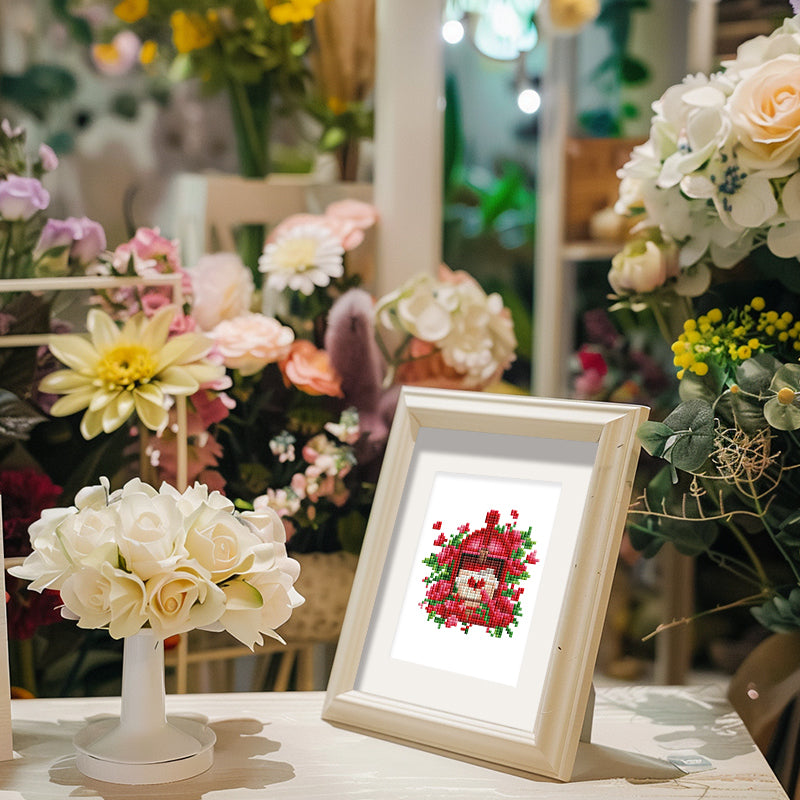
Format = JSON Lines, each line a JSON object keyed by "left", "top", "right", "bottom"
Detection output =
{"left": 1, "top": 685, "right": 790, "bottom": 798}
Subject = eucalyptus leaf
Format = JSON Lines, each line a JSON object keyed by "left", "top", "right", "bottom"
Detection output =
{"left": 637, "top": 420, "right": 673, "bottom": 458}
{"left": 736, "top": 352, "right": 782, "bottom": 396}
{"left": 660, "top": 399, "right": 715, "bottom": 472}
{"left": 752, "top": 587, "right": 800, "bottom": 633}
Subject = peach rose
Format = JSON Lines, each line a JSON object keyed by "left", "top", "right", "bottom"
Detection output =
{"left": 212, "top": 313, "right": 295, "bottom": 376}
{"left": 729, "top": 54, "right": 800, "bottom": 168}
{"left": 280, "top": 340, "right": 343, "bottom": 397}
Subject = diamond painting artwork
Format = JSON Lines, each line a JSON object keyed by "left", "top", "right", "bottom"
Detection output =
{"left": 389, "top": 471, "right": 560, "bottom": 688}
{"left": 421, "top": 509, "right": 539, "bottom": 638}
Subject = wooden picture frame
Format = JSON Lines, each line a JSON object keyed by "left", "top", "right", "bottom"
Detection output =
{"left": 323, "top": 387, "right": 648, "bottom": 781}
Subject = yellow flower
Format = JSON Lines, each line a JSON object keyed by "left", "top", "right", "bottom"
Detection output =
{"left": 267, "top": 0, "right": 324, "bottom": 25}
{"left": 38, "top": 306, "right": 225, "bottom": 439}
{"left": 114, "top": 0, "right": 148, "bottom": 24}
{"left": 751, "top": 296, "right": 766, "bottom": 311}
{"left": 171, "top": 10, "right": 215, "bottom": 54}
{"left": 140, "top": 40, "right": 158, "bottom": 65}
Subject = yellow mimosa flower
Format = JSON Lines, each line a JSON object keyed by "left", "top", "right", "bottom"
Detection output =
{"left": 114, "top": 0, "right": 148, "bottom": 24}
{"left": 170, "top": 10, "right": 216, "bottom": 54}
{"left": 39, "top": 306, "right": 225, "bottom": 439}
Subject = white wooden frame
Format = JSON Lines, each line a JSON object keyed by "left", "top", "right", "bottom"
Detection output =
{"left": 323, "top": 387, "right": 647, "bottom": 781}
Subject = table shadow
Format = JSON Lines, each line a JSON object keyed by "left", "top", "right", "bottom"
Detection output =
{"left": 599, "top": 685, "right": 755, "bottom": 762}
{"left": 8, "top": 714, "right": 294, "bottom": 799}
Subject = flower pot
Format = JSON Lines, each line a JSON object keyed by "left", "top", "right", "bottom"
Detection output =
{"left": 73, "top": 629, "right": 215, "bottom": 784}
{"left": 727, "top": 631, "right": 800, "bottom": 796}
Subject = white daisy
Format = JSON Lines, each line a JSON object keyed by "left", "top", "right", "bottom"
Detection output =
{"left": 258, "top": 223, "right": 344, "bottom": 295}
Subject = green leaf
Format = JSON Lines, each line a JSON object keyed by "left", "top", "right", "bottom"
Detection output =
{"left": 736, "top": 353, "right": 782, "bottom": 396}
{"left": 752, "top": 587, "right": 800, "bottom": 633}
{"left": 661, "top": 399, "right": 715, "bottom": 472}
{"left": 320, "top": 126, "right": 347, "bottom": 151}
{"left": 637, "top": 420, "right": 673, "bottom": 458}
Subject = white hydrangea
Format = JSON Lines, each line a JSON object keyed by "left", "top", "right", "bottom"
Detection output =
{"left": 615, "top": 13, "right": 800, "bottom": 283}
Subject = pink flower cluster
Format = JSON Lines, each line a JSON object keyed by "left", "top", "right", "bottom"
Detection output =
{"left": 89, "top": 226, "right": 193, "bottom": 332}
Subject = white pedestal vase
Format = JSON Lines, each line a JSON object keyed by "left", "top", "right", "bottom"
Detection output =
{"left": 73, "top": 629, "right": 215, "bottom": 784}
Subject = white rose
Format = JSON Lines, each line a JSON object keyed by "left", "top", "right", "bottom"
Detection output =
{"left": 60, "top": 566, "right": 112, "bottom": 630}
{"left": 8, "top": 507, "right": 76, "bottom": 590}
{"left": 217, "top": 567, "right": 303, "bottom": 649}
{"left": 145, "top": 566, "right": 226, "bottom": 639}
{"left": 189, "top": 252, "right": 254, "bottom": 331}
{"left": 116, "top": 492, "right": 188, "bottom": 580}
{"left": 185, "top": 508, "right": 265, "bottom": 583}
{"left": 161, "top": 481, "right": 234, "bottom": 518}
{"left": 728, "top": 54, "right": 800, "bottom": 169}
{"left": 74, "top": 477, "right": 110, "bottom": 510}
{"left": 608, "top": 231, "right": 679, "bottom": 295}
{"left": 105, "top": 562, "right": 149, "bottom": 638}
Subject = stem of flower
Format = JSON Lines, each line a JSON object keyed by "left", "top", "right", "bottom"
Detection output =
{"left": 641, "top": 589, "right": 772, "bottom": 641}
{"left": 724, "top": 519, "right": 770, "bottom": 587}
{"left": 747, "top": 475, "right": 800, "bottom": 585}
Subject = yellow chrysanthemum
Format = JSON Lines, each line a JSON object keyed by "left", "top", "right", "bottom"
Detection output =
{"left": 114, "top": 0, "right": 148, "bottom": 24}
{"left": 171, "top": 10, "right": 215, "bottom": 54}
{"left": 39, "top": 306, "right": 224, "bottom": 439}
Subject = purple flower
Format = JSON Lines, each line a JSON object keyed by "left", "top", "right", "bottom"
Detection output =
{"left": 0, "top": 175, "right": 49, "bottom": 220}
{"left": 65, "top": 216, "right": 106, "bottom": 265}
{"left": 792, "top": 1, "right": 800, "bottom": 15}
{"left": 38, "top": 144, "right": 59, "bottom": 172}
{"left": 36, "top": 218, "right": 74, "bottom": 253}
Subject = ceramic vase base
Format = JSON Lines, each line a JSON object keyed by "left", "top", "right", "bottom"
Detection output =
{"left": 73, "top": 715, "right": 215, "bottom": 784}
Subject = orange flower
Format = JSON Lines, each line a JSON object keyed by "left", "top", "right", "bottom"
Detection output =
{"left": 280, "top": 340, "right": 343, "bottom": 397}
{"left": 114, "top": 0, "right": 148, "bottom": 24}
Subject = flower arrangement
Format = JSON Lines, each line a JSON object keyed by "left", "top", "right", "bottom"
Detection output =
{"left": 375, "top": 267, "right": 517, "bottom": 390}
{"left": 73, "top": 0, "right": 328, "bottom": 179}
{"left": 607, "top": 8, "right": 800, "bottom": 638}
{"left": 420, "top": 509, "right": 538, "bottom": 638}
{"left": 613, "top": 13, "right": 800, "bottom": 307}
{"left": 9, "top": 476, "right": 303, "bottom": 648}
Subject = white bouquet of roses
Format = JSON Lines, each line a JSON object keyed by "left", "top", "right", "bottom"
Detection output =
{"left": 614, "top": 13, "right": 800, "bottom": 296}
{"left": 9, "top": 477, "right": 303, "bottom": 648}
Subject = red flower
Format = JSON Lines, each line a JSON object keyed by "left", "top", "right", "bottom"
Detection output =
{"left": 426, "top": 580, "right": 453, "bottom": 602}
{"left": 432, "top": 520, "right": 442, "bottom": 530}
{"left": 433, "top": 533, "right": 446, "bottom": 547}
{"left": 578, "top": 346, "right": 608, "bottom": 376}
{"left": 0, "top": 469, "right": 61, "bottom": 558}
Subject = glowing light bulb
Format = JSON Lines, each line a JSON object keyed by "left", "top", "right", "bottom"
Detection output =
{"left": 442, "top": 19, "right": 465, "bottom": 44}
{"left": 517, "top": 87, "right": 541, "bottom": 114}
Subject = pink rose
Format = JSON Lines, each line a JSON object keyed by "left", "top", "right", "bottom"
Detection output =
{"left": 119, "top": 227, "right": 181, "bottom": 272}
{"left": 280, "top": 340, "right": 343, "bottom": 397}
{"left": 212, "top": 313, "right": 295, "bottom": 376}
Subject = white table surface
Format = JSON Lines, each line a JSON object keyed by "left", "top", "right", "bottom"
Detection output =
{"left": 1, "top": 685, "right": 790, "bottom": 799}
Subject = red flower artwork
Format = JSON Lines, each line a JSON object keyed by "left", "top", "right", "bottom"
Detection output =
{"left": 420, "top": 509, "right": 538, "bottom": 638}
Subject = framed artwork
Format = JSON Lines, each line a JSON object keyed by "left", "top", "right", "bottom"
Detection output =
{"left": 0, "top": 498, "right": 12, "bottom": 761}
{"left": 322, "top": 387, "right": 648, "bottom": 781}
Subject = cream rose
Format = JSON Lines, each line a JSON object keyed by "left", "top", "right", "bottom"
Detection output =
{"left": 60, "top": 566, "right": 113, "bottom": 631}
{"left": 728, "top": 54, "right": 800, "bottom": 168}
{"left": 608, "top": 230, "right": 680, "bottom": 295}
{"left": 116, "top": 492, "right": 188, "bottom": 580}
{"left": 146, "top": 567, "right": 226, "bottom": 639}
{"left": 185, "top": 507, "right": 267, "bottom": 583}
{"left": 212, "top": 313, "right": 295, "bottom": 376}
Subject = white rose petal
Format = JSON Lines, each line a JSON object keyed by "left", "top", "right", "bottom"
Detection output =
{"left": 767, "top": 221, "right": 800, "bottom": 258}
